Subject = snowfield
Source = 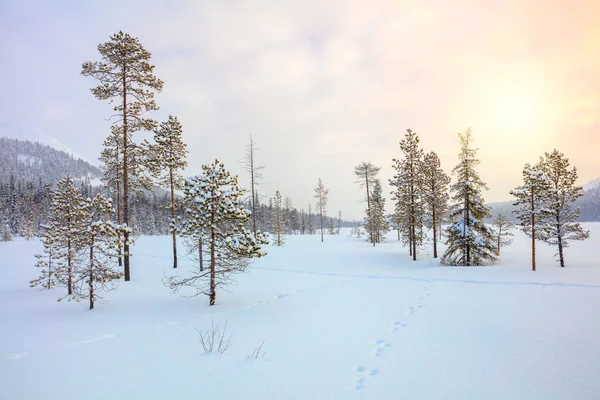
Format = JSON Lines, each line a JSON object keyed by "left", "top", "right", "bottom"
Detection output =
{"left": 1, "top": 225, "right": 599, "bottom": 400}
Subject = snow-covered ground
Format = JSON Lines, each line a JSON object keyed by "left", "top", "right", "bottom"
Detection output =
{"left": 1, "top": 225, "right": 599, "bottom": 399}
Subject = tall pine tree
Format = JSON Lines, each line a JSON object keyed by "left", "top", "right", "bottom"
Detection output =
{"left": 314, "top": 179, "right": 329, "bottom": 243}
{"left": 364, "top": 179, "right": 388, "bottom": 244}
{"left": 538, "top": 150, "right": 589, "bottom": 267}
{"left": 82, "top": 31, "right": 164, "bottom": 281}
{"left": 510, "top": 163, "right": 550, "bottom": 271}
{"left": 441, "top": 129, "right": 496, "bottom": 266}
{"left": 150, "top": 115, "right": 188, "bottom": 269}
{"left": 390, "top": 129, "right": 425, "bottom": 260}
{"left": 272, "top": 190, "right": 285, "bottom": 246}
{"left": 422, "top": 151, "right": 450, "bottom": 258}
{"left": 354, "top": 162, "right": 381, "bottom": 245}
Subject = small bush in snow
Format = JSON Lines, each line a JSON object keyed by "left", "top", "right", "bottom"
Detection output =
{"left": 247, "top": 341, "right": 267, "bottom": 360}
{"left": 195, "top": 319, "right": 232, "bottom": 355}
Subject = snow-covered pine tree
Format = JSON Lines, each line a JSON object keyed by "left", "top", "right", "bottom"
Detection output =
{"left": 21, "top": 211, "right": 35, "bottom": 240}
{"left": 538, "top": 150, "right": 589, "bottom": 267}
{"left": 1, "top": 223, "right": 12, "bottom": 241}
{"left": 272, "top": 190, "right": 285, "bottom": 246}
{"left": 491, "top": 212, "right": 515, "bottom": 255}
{"left": 441, "top": 129, "right": 496, "bottom": 266}
{"left": 422, "top": 151, "right": 451, "bottom": 258}
{"left": 510, "top": 163, "right": 550, "bottom": 271}
{"left": 30, "top": 223, "right": 60, "bottom": 289}
{"left": 58, "top": 194, "right": 126, "bottom": 309}
{"left": 390, "top": 129, "right": 425, "bottom": 260}
{"left": 82, "top": 31, "right": 163, "bottom": 282}
{"left": 337, "top": 211, "right": 342, "bottom": 235}
{"left": 364, "top": 179, "right": 389, "bottom": 244}
{"left": 167, "top": 160, "right": 269, "bottom": 305}
{"left": 354, "top": 162, "right": 381, "bottom": 244}
{"left": 328, "top": 216, "right": 335, "bottom": 235}
{"left": 314, "top": 179, "right": 329, "bottom": 242}
{"left": 149, "top": 115, "right": 188, "bottom": 269}
{"left": 49, "top": 176, "right": 87, "bottom": 294}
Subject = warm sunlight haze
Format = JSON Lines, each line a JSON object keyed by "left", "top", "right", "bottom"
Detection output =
{"left": 0, "top": 1, "right": 599, "bottom": 400}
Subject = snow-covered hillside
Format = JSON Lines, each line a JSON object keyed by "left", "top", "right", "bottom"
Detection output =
{"left": 582, "top": 177, "right": 600, "bottom": 192}
{"left": 1, "top": 227, "right": 599, "bottom": 399}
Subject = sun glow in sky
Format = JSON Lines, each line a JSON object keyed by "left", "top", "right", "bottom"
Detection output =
{"left": 0, "top": 0, "right": 599, "bottom": 219}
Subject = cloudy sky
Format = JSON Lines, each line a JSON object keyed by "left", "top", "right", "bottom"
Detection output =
{"left": 1, "top": 0, "right": 599, "bottom": 219}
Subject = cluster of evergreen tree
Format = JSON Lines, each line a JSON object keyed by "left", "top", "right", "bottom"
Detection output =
{"left": 511, "top": 150, "right": 589, "bottom": 269}
{"left": 388, "top": 129, "right": 452, "bottom": 261}
{"left": 30, "top": 177, "right": 126, "bottom": 309}
{"left": 354, "top": 162, "right": 388, "bottom": 246}
{"left": 248, "top": 191, "right": 347, "bottom": 238}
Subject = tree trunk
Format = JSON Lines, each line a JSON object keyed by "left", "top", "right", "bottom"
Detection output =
{"left": 209, "top": 214, "right": 216, "bottom": 305}
{"left": 250, "top": 146, "right": 256, "bottom": 235}
{"left": 320, "top": 207, "right": 324, "bottom": 243}
{"left": 365, "top": 175, "right": 373, "bottom": 245}
{"left": 89, "top": 241, "right": 94, "bottom": 310}
{"left": 531, "top": 190, "right": 536, "bottom": 271}
{"left": 198, "top": 237, "right": 203, "bottom": 272}
{"left": 48, "top": 252, "right": 52, "bottom": 289}
{"left": 432, "top": 208, "right": 438, "bottom": 258}
{"left": 497, "top": 226, "right": 502, "bottom": 255}
{"left": 412, "top": 224, "right": 417, "bottom": 261}
{"left": 122, "top": 66, "right": 131, "bottom": 282}
{"left": 557, "top": 224, "right": 565, "bottom": 268}
{"left": 67, "top": 240, "right": 72, "bottom": 295}
{"left": 464, "top": 199, "right": 470, "bottom": 266}
{"left": 116, "top": 181, "right": 122, "bottom": 267}
{"left": 170, "top": 165, "right": 177, "bottom": 269}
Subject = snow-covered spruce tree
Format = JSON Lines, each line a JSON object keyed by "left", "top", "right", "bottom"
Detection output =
{"left": 272, "top": 190, "right": 285, "bottom": 246}
{"left": 491, "top": 212, "right": 515, "bottom": 255}
{"left": 337, "top": 211, "right": 342, "bottom": 235}
{"left": 30, "top": 223, "right": 60, "bottom": 289}
{"left": 364, "top": 179, "right": 388, "bottom": 244}
{"left": 149, "top": 115, "right": 188, "bottom": 269}
{"left": 48, "top": 176, "right": 87, "bottom": 294}
{"left": 422, "top": 151, "right": 451, "bottom": 258}
{"left": 328, "top": 216, "right": 336, "bottom": 235}
{"left": 1, "top": 223, "right": 12, "bottom": 241}
{"left": 510, "top": 163, "right": 550, "bottom": 271}
{"left": 314, "top": 179, "right": 329, "bottom": 242}
{"left": 354, "top": 162, "right": 381, "bottom": 244}
{"left": 441, "top": 129, "right": 496, "bottom": 266}
{"left": 82, "top": 31, "right": 164, "bottom": 282}
{"left": 58, "top": 195, "right": 126, "bottom": 309}
{"left": 167, "top": 160, "right": 269, "bottom": 306}
{"left": 390, "top": 129, "right": 425, "bottom": 259}
{"left": 538, "top": 150, "right": 589, "bottom": 268}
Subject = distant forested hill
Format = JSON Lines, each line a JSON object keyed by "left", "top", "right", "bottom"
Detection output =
{"left": 488, "top": 177, "right": 600, "bottom": 222}
{"left": 0, "top": 137, "right": 103, "bottom": 185}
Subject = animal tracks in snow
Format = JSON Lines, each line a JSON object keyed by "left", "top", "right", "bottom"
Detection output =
{"left": 154, "top": 321, "right": 180, "bottom": 329}
{"left": 352, "top": 280, "right": 434, "bottom": 391}
{"left": 243, "top": 288, "right": 309, "bottom": 310}
{"left": 373, "top": 339, "right": 391, "bottom": 356}
{"left": 389, "top": 321, "right": 407, "bottom": 333}
{"left": 69, "top": 333, "right": 119, "bottom": 346}
{"left": 354, "top": 365, "right": 379, "bottom": 391}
